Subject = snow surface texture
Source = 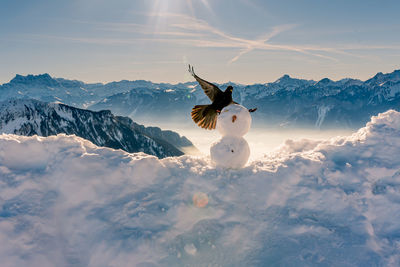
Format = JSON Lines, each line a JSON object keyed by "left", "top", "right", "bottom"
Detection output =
{"left": 1, "top": 111, "right": 400, "bottom": 266}
{"left": 210, "top": 136, "right": 250, "bottom": 169}
{"left": 216, "top": 104, "right": 251, "bottom": 137}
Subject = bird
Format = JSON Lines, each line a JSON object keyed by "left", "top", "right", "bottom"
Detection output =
{"left": 189, "top": 65, "right": 257, "bottom": 130}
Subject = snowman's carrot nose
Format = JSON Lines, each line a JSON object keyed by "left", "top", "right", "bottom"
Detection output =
{"left": 232, "top": 115, "right": 237, "bottom": 123}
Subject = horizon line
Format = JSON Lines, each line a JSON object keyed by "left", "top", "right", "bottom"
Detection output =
{"left": 1, "top": 68, "right": 400, "bottom": 86}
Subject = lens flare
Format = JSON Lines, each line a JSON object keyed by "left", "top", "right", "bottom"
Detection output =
{"left": 193, "top": 192, "right": 208, "bottom": 208}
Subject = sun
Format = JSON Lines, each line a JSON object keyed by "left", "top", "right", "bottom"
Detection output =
{"left": 151, "top": 0, "right": 212, "bottom": 17}
{"left": 149, "top": 0, "right": 213, "bottom": 31}
{"left": 185, "top": 0, "right": 212, "bottom": 14}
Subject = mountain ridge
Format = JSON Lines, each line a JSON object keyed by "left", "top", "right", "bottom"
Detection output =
{"left": 2, "top": 69, "right": 400, "bottom": 128}
{"left": 0, "top": 98, "right": 196, "bottom": 158}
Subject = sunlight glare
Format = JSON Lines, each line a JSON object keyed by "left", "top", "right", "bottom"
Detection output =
{"left": 148, "top": 0, "right": 214, "bottom": 37}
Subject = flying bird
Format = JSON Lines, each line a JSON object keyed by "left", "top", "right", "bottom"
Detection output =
{"left": 189, "top": 65, "right": 256, "bottom": 130}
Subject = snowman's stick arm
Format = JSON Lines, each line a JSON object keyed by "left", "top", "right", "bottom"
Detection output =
{"left": 231, "top": 101, "right": 257, "bottom": 113}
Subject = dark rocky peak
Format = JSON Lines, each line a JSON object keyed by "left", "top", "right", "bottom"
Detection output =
{"left": 274, "top": 74, "right": 292, "bottom": 84}
{"left": 365, "top": 69, "right": 400, "bottom": 85}
{"left": 10, "top": 73, "right": 57, "bottom": 87}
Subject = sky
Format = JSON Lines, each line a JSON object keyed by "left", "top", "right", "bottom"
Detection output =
{"left": 1, "top": 0, "right": 400, "bottom": 84}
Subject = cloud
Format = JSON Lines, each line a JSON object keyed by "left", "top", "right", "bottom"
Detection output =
{"left": 228, "top": 24, "right": 298, "bottom": 63}
{"left": 19, "top": 14, "right": 400, "bottom": 63}
{"left": 145, "top": 13, "right": 340, "bottom": 62}
{"left": 25, "top": 34, "right": 142, "bottom": 45}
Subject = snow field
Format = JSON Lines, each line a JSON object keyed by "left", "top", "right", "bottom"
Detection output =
{"left": 1, "top": 110, "right": 400, "bottom": 266}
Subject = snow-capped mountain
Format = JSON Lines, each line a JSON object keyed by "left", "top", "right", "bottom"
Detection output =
{"left": 89, "top": 69, "right": 400, "bottom": 128}
{"left": 2, "top": 70, "right": 400, "bottom": 128}
{"left": 0, "top": 99, "right": 195, "bottom": 158}
{"left": 0, "top": 73, "right": 194, "bottom": 109}
{"left": 1, "top": 110, "right": 400, "bottom": 266}
{"left": 0, "top": 74, "right": 100, "bottom": 108}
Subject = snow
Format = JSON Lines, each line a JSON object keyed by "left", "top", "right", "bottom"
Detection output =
{"left": 0, "top": 117, "right": 32, "bottom": 134}
{"left": 216, "top": 104, "right": 251, "bottom": 137}
{"left": 212, "top": 104, "right": 252, "bottom": 168}
{"left": 210, "top": 136, "right": 250, "bottom": 169}
{"left": 315, "top": 105, "right": 332, "bottom": 128}
{"left": 183, "top": 243, "right": 197, "bottom": 256}
{"left": 387, "top": 83, "right": 400, "bottom": 98}
{"left": 1, "top": 110, "right": 400, "bottom": 266}
{"left": 50, "top": 104, "right": 75, "bottom": 121}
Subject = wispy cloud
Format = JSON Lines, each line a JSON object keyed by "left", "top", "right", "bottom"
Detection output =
{"left": 228, "top": 24, "right": 298, "bottom": 63}
{"left": 25, "top": 34, "right": 141, "bottom": 45}
{"left": 69, "top": 20, "right": 206, "bottom": 38}
{"left": 19, "top": 14, "right": 400, "bottom": 63}
{"left": 145, "top": 13, "right": 340, "bottom": 62}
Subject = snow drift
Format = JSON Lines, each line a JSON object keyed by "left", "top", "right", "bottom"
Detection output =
{"left": 1, "top": 110, "right": 400, "bottom": 266}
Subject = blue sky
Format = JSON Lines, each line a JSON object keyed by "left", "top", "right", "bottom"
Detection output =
{"left": 1, "top": 0, "right": 400, "bottom": 84}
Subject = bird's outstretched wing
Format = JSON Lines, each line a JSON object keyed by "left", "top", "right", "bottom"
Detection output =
{"left": 188, "top": 65, "right": 223, "bottom": 102}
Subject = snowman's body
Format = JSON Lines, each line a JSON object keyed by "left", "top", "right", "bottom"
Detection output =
{"left": 210, "top": 104, "right": 251, "bottom": 168}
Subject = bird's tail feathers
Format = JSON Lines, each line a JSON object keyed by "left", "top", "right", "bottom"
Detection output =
{"left": 191, "top": 105, "right": 218, "bottom": 130}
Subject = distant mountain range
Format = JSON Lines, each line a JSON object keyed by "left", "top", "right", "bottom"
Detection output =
{"left": 2, "top": 70, "right": 400, "bottom": 128}
{"left": 0, "top": 99, "right": 196, "bottom": 158}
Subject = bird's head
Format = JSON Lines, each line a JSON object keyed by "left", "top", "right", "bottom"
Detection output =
{"left": 225, "top": 86, "right": 233, "bottom": 94}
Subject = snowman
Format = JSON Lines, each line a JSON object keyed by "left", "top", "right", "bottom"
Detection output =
{"left": 210, "top": 104, "right": 251, "bottom": 169}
